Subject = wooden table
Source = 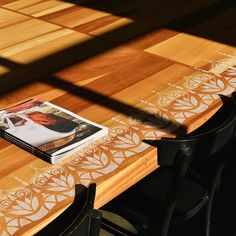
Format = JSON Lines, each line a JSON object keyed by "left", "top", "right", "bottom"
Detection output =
{"left": 0, "top": 0, "right": 236, "bottom": 235}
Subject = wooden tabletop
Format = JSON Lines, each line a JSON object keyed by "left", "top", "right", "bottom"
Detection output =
{"left": 0, "top": 0, "right": 236, "bottom": 235}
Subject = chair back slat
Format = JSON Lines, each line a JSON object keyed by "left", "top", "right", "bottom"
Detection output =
{"left": 157, "top": 92, "right": 236, "bottom": 236}
{"left": 36, "top": 183, "right": 101, "bottom": 236}
{"left": 158, "top": 92, "right": 236, "bottom": 166}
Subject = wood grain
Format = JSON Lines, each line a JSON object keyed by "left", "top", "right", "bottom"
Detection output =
{"left": 0, "top": 8, "right": 28, "bottom": 28}
{"left": 0, "top": 19, "right": 60, "bottom": 49}
{"left": 0, "top": 0, "right": 236, "bottom": 235}
{"left": 4, "top": 0, "right": 73, "bottom": 12}
{"left": 145, "top": 33, "right": 234, "bottom": 67}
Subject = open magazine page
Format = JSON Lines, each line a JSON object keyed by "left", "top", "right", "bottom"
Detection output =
{"left": 0, "top": 99, "right": 108, "bottom": 162}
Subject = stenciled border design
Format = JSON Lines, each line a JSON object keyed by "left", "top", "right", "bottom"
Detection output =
{"left": 1, "top": 53, "right": 236, "bottom": 235}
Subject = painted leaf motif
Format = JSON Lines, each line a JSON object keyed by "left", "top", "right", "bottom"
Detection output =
{"left": 116, "top": 136, "right": 135, "bottom": 145}
{"left": 67, "top": 174, "right": 74, "bottom": 187}
{"left": 7, "top": 219, "right": 18, "bottom": 227}
{"left": 81, "top": 153, "right": 108, "bottom": 169}
{"left": 185, "top": 74, "right": 213, "bottom": 89}
{"left": 19, "top": 218, "right": 31, "bottom": 226}
{"left": 113, "top": 143, "right": 136, "bottom": 149}
{"left": 172, "top": 94, "right": 198, "bottom": 110}
{"left": 198, "top": 78, "right": 225, "bottom": 93}
{"left": 100, "top": 152, "right": 108, "bottom": 164}
{"left": 156, "top": 90, "right": 185, "bottom": 106}
{"left": 113, "top": 132, "right": 139, "bottom": 148}
{"left": 7, "top": 226, "right": 18, "bottom": 235}
{"left": 200, "top": 94, "right": 217, "bottom": 105}
{"left": 10, "top": 197, "right": 39, "bottom": 215}
{"left": 13, "top": 200, "right": 32, "bottom": 211}
{"left": 124, "top": 150, "right": 136, "bottom": 157}
{"left": 83, "top": 156, "right": 102, "bottom": 165}
{"left": 225, "top": 67, "right": 236, "bottom": 76}
{"left": 46, "top": 186, "right": 70, "bottom": 192}
{"left": 50, "top": 177, "right": 68, "bottom": 187}
{"left": 91, "top": 172, "right": 102, "bottom": 179}
{"left": 45, "top": 175, "right": 73, "bottom": 192}
{"left": 80, "top": 164, "right": 105, "bottom": 169}
{"left": 84, "top": 153, "right": 107, "bottom": 166}
{"left": 132, "top": 133, "right": 140, "bottom": 144}
{"left": 228, "top": 77, "right": 236, "bottom": 87}
{"left": 113, "top": 151, "right": 124, "bottom": 158}
{"left": 31, "top": 196, "right": 39, "bottom": 212}
{"left": 2, "top": 230, "right": 11, "bottom": 236}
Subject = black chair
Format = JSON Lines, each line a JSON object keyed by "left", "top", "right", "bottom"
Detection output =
{"left": 101, "top": 92, "right": 236, "bottom": 236}
{"left": 36, "top": 183, "right": 102, "bottom": 236}
{"left": 186, "top": 93, "right": 236, "bottom": 236}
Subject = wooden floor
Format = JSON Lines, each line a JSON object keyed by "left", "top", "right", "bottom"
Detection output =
{"left": 0, "top": 0, "right": 236, "bottom": 235}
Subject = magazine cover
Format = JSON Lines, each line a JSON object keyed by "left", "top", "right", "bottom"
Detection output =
{"left": 0, "top": 99, "right": 108, "bottom": 163}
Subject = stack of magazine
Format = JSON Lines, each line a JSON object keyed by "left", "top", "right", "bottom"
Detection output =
{"left": 0, "top": 99, "right": 108, "bottom": 164}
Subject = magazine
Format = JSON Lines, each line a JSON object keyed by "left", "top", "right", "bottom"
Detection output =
{"left": 0, "top": 99, "right": 108, "bottom": 164}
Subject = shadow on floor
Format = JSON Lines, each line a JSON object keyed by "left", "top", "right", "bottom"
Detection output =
{"left": 211, "top": 151, "right": 236, "bottom": 236}
{"left": 100, "top": 140, "right": 236, "bottom": 236}
{"left": 168, "top": 145, "right": 236, "bottom": 236}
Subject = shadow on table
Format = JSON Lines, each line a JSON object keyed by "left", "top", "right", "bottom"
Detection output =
{"left": 1, "top": 0, "right": 235, "bottom": 136}
{"left": 1, "top": 0, "right": 235, "bottom": 92}
{"left": 42, "top": 75, "right": 187, "bottom": 136}
{"left": 64, "top": 0, "right": 236, "bottom": 46}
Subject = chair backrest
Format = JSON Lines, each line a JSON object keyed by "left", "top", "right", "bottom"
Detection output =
{"left": 156, "top": 92, "right": 236, "bottom": 236}
{"left": 36, "top": 183, "right": 101, "bottom": 236}
{"left": 158, "top": 92, "right": 236, "bottom": 167}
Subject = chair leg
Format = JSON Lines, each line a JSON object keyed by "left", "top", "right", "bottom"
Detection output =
{"left": 91, "top": 210, "right": 102, "bottom": 236}
{"left": 101, "top": 218, "right": 137, "bottom": 236}
{"left": 204, "top": 162, "right": 225, "bottom": 236}
{"left": 205, "top": 196, "right": 213, "bottom": 236}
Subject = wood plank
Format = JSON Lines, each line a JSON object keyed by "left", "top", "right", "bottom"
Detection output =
{"left": 122, "top": 28, "right": 180, "bottom": 51}
{"left": 0, "top": 29, "right": 96, "bottom": 63}
{"left": 42, "top": 5, "right": 110, "bottom": 28}
{"left": 51, "top": 48, "right": 172, "bottom": 113}
{"left": 0, "top": 8, "right": 29, "bottom": 28}
{"left": 143, "top": 4, "right": 236, "bottom": 67}
{"left": 0, "top": 146, "right": 35, "bottom": 179}
{"left": 0, "top": 0, "right": 16, "bottom": 6}
{"left": 16, "top": 1, "right": 74, "bottom": 17}
{"left": 3, "top": 0, "right": 72, "bottom": 14}
{"left": 0, "top": 19, "right": 61, "bottom": 49}
{"left": 0, "top": 25, "right": 113, "bottom": 94}
{"left": 145, "top": 33, "right": 230, "bottom": 67}
{"left": 73, "top": 0, "right": 220, "bottom": 42}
